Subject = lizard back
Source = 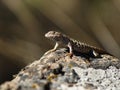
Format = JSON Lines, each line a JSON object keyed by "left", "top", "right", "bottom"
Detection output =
{"left": 45, "top": 31, "right": 109, "bottom": 54}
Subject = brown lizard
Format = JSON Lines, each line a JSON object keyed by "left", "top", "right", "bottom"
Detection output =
{"left": 45, "top": 31, "right": 110, "bottom": 57}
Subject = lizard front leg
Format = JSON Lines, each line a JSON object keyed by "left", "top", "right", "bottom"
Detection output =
{"left": 68, "top": 42, "right": 73, "bottom": 54}
{"left": 45, "top": 42, "right": 59, "bottom": 55}
{"left": 67, "top": 42, "right": 73, "bottom": 58}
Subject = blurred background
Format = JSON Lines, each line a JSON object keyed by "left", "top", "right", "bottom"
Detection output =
{"left": 0, "top": 0, "right": 120, "bottom": 84}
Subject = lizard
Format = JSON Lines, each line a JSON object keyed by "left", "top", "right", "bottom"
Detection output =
{"left": 45, "top": 31, "right": 110, "bottom": 57}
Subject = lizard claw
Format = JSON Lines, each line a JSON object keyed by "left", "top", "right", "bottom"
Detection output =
{"left": 66, "top": 52, "right": 73, "bottom": 58}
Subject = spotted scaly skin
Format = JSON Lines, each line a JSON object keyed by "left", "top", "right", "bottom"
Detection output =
{"left": 45, "top": 31, "right": 110, "bottom": 56}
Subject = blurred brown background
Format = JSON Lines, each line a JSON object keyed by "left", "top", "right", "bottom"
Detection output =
{"left": 0, "top": 0, "right": 120, "bottom": 84}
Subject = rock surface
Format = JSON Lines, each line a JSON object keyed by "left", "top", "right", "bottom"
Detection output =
{"left": 0, "top": 48, "right": 120, "bottom": 90}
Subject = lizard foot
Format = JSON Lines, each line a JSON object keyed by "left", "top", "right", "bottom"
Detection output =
{"left": 66, "top": 52, "right": 73, "bottom": 58}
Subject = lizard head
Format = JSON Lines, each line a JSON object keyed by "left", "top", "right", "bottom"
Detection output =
{"left": 45, "top": 31, "right": 63, "bottom": 42}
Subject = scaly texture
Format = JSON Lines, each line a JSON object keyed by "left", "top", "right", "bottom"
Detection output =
{"left": 45, "top": 31, "right": 109, "bottom": 56}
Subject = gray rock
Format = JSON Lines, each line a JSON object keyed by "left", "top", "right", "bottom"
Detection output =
{"left": 0, "top": 48, "right": 120, "bottom": 90}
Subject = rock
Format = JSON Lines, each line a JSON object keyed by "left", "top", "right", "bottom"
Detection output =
{"left": 0, "top": 48, "right": 120, "bottom": 90}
